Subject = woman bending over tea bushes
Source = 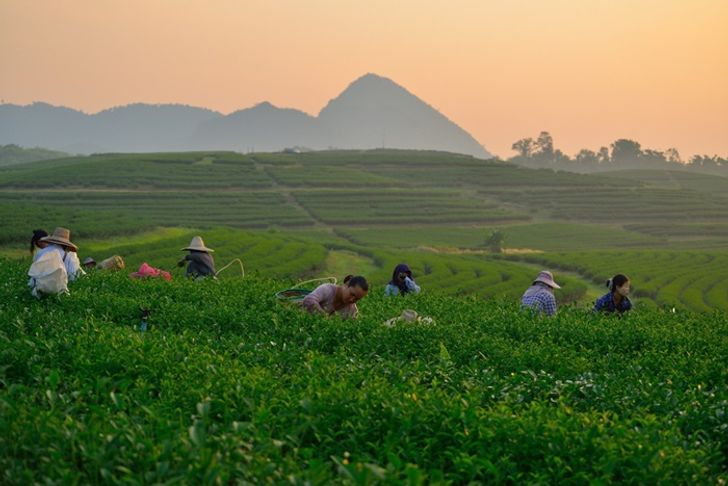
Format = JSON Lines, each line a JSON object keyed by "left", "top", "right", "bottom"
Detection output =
{"left": 302, "top": 275, "right": 369, "bottom": 319}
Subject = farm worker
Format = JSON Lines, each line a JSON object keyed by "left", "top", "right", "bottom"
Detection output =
{"left": 594, "top": 274, "right": 632, "bottom": 314}
{"left": 520, "top": 270, "right": 560, "bottom": 316}
{"left": 178, "top": 236, "right": 217, "bottom": 278}
{"left": 384, "top": 263, "right": 421, "bottom": 296}
{"left": 83, "top": 257, "right": 97, "bottom": 270}
{"left": 36, "top": 227, "right": 85, "bottom": 280}
{"left": 302, "top": 275, "right": 369, "bottom": 319}
{"left": 29, "top": 229, "right": 49, "bottom": 257}
{"left": 28, "top": 227, "right": 85, "bottom": 296}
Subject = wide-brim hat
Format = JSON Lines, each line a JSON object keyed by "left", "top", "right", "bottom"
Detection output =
{"left": 83, "top": 257, "right": 96, "bottom": 265}
{"left": 181, "top": 236, "right": 214, "bottom": 253}
{"left": 40, "top": 227, "right": 78, "bottom": 251}
{"left": 384, "top": 309, "right": 420, "bottom": 327}
{"left": 534, "top": 270, "right": 561, "bottom": 289}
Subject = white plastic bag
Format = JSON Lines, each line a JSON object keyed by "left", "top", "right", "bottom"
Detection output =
{"left": 28, "top": 250, "right": 69, "bottom": 296}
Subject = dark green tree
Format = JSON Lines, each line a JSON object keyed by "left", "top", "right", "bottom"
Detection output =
{"left": 484, "top": 230, "right": 506, "bottom": 253}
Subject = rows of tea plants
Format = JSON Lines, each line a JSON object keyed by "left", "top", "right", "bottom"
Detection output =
{"left": 624, "top": 223, "right": 728, "bottom": 239}
{"left": 507, "top": 250, "right": 728, "bottom": 312}
{"left": 265, "top": 165, "right": 397, "bottom": 188}
{"left": 293, "top": 189, "right": 528, "bottom": 225}
{"left": 489, "top": 186, "right": 728, "bottom": 224}
{"left": 340, "top": 223, "right": 662, "bottom": 252}
{"left": 360, "top": 248, "right": 589, "bottom": 305}
{"left": 0, "top": 202, "right": 157, "bottom": 246}
{"left": 83, "top": 228, "right": 329, "bottom": 279}
{"left": 1, "top": 259, "right": 726, "bottom": 483}
{"left": 81, "top": 228, "right": 588, "bottom": 304}
{"left": 0, "top": 190, "right": 313, "bottom": 230}
{"left": 4, "top": 149, "right": 728, "bottom": 248}
{"left": 0, "top": 152, "right": 273, "bottom": 189}
{"left": 606, "top": 169, "right": 728, "bottom": 194}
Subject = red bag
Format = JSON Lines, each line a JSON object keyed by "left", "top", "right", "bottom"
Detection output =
{"left": 129, "top": 262, "right": 172, "bottom": 281}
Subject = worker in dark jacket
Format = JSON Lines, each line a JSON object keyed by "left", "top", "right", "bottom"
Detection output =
{"left": 178, "top": 236, "right": 216, "bottom": 278}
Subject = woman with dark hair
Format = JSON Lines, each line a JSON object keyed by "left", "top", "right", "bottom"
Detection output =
{"left": 384, "top": 263, "right": 421, "bottom": 296}
{"left": 594, "top": 274, "right": 632, "bottom": 314}
{"left": 302, "top": 275, "right": 369, "bottom": 319}
{"left": 30, "top": 229, "right": 49, "bottom": 256}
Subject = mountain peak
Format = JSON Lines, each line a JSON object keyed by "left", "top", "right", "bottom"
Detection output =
{"left": 350, "top": 72, "right": 398, "bottom": 86}
{"left": 332, "top": 73, "right": 409, "bottom": 102}
{"left": 252, "top": 101, "right": 276, "bottom": 110}
{"left": 317, "top": 73, "right": 490, "bottom": 158}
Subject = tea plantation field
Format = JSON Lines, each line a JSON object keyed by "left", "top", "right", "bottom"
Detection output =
{"left": 75, "top": 228, "right": 593, "bottom": 305}
{"left": 5, "top": 149, "right": 728, "bottom": 233}
{"left": 1, "top": 259, "right": 727, "bottom": 484}
{"left": 3, "top": 149, "right": 728, "bottom": 311}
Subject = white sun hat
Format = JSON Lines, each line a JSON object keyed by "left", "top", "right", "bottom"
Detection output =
{"left": 181, "top": 236, "right": 215, "bottom": 253}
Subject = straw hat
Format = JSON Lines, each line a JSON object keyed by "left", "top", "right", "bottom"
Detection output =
{"left": 98, "top": 255, "right": 125, "bottom": 271}
{"left": 83, "top": 257, "right": 96, "bottom": 266}
{"left": 399, "top": 309, "right": 419, "bottom": 322}
{"left": 181, "top": 236, "right": 214, "bottom": 253}
{"left": 384, "top": 309, "right": 420, "bottom": 327}
{"left": 40, "top": 227, "right": 78, "bottom": 251}
{"left": 534, "top": 270, "right": 561, "bottom": 289}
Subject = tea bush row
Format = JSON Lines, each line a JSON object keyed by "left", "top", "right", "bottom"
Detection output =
{"left": 1, "top": 259, "right": 726, "bottom": 483}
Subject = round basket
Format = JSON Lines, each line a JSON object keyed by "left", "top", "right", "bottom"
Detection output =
{"left": 275, "top": 288, "right": 311, "bottom": 305}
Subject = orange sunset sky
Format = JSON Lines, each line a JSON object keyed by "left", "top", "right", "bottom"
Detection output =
{"left": 1, "top": 0, "right": 727, "bottom": 159}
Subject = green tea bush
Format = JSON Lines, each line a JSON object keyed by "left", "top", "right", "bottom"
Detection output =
{"left": 1, "top": 259, "right": 726, "bottom": 484}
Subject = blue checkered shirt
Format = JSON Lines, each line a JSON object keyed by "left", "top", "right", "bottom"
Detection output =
{"left": 521, "top": 283, "right": 558, "bottom": 316}
{"left": 594, "top": 293, "right": 632, "bottom": 313}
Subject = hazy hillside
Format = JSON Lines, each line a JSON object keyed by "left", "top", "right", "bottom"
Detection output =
{"left": 191, "top": 102, "right": 330, "bottom": 152}
{"left": 0, "top": 144, "right": 68, "bottom": 167}
{"left": 0, "top": 74, "right": 491, "bottom": 158}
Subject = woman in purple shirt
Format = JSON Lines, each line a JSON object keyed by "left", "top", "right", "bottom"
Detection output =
{"left": 302, "top": 275, "right": 369, "bottom": 319}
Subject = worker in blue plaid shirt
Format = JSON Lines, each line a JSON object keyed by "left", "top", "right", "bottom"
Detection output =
{"left": 521, "top": 270, "right": 560, "bottom": 316}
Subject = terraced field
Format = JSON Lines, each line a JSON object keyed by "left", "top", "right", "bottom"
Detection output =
{"left": 340, "top": 223, "right": 662, "bottom": 252}
{"left": 0, "top": 152, "right": 272, "bottom": 189}
{"left": 293, "top": 189, "right": 527, "bottom": 225}
{"left": 0, "top": 191, "right": 311, "bottom": 234}
{"left": 78, "top": 229, "right": 590, "bottom": 305}
{"left": 3, "top": 149, "right": 728, "bottom": 310}
{"left": 83, "top": 228, "right": 329, "bottom": 280}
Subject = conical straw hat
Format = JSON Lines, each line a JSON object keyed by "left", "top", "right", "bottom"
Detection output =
{"left": 40, "top": 227, "right": 78, "bottom": 251}
{"left": 181, "top": 236, "right": 214, "bottom": 253}
{"left": 534, "top": 270, "right": 561, "bottom": 289}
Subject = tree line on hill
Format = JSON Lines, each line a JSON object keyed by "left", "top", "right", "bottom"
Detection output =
{"left": 508, "top": 132, "right": 727, "bottom": 174}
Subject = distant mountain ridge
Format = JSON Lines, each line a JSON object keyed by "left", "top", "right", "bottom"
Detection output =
{"left": 0, "top": 74, "right": 491, "bottom": 158}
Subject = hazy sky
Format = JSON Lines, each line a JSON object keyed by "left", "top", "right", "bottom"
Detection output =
{"left": 1, "top": 0, "right": 727, "bottom": 158}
